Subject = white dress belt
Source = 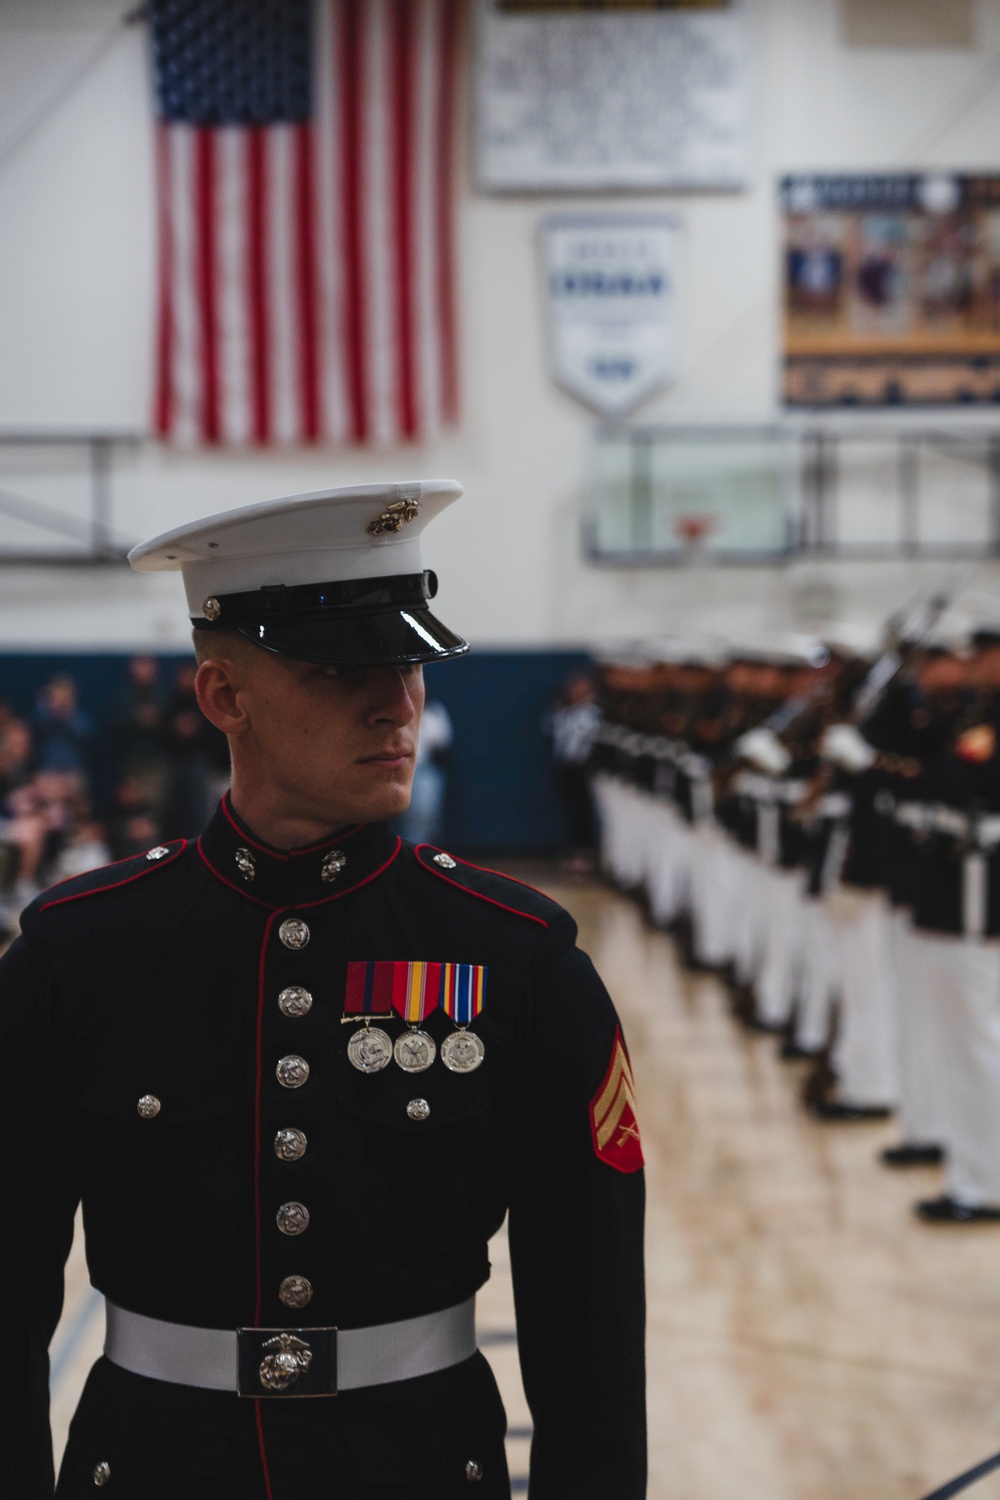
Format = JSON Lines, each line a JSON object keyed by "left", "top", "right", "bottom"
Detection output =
{"left": 104, "top": 1296, "right": 477, "bottom": 1396}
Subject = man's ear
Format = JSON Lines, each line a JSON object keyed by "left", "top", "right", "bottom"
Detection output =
{"left": 195, "top": 658, "right": 249, "bottom": 737}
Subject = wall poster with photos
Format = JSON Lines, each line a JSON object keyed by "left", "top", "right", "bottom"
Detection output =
{"left": 782, "top": 174, "right": 1000, "bottom": 407}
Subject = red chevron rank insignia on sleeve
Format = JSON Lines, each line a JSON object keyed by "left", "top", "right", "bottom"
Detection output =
{"left": 589, "top": 1028, "right": 644, "bottom": 1174}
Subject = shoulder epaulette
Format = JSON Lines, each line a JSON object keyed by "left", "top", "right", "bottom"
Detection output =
{"left": 37, "top": 840, "right": 188, "bottom": 914}
{"left": 413, "top": 844, "right": 562, "bottom": 928}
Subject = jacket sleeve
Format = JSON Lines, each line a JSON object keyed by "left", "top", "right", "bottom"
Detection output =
{"left": 507, "top": 942, "right": 647, "bottom": 1499}
{"left": 2, "top": 930, "right": 80, "bottom": 1500}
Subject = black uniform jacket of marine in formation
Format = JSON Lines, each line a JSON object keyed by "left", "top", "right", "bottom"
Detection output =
{"left": 5, "top": 797, "right": 646, "bottom": 1500}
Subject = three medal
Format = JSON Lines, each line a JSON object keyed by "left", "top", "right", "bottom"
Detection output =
{"left": 343, "top": 960, "right": 487, "bottom": 1075}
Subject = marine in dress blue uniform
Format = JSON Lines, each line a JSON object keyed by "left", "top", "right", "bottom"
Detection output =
{"left": 6, "top": 481, "right": 646, "bottom": 1499}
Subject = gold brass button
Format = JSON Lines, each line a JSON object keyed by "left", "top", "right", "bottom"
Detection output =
{"left": 407, "top": 1098, "right": 430, "bottom": 1122}
{"left": 136, "top": 1095, "right": 161, "bottom": 1119}
{"left": 276, "top": 1055, "right": 309, "bottom": 1089}
{"left": 276, "top": 1201, "right": 310, "bottom": 1236}
{"left": 279, "top": 1274, "right": 313, "bottom": 1310}
{"left": 274, "top": 1127, "right": 307, "bottom": 1161}
{"left": 93, "top": 1461, "right": 111, "bottom": 1486}
{"left": 279, "top": 918, "right": 310, "bottom": 950}
{"left": 278, "top": 986, "right": 313, "bottom": 1019}
{"left": 202, "top": 597, "right": 222, "bottom": 621}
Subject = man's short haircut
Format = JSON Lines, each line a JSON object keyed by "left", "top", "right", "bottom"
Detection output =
{"left": 191, "top": 626, "right": 262, "bottom": 667}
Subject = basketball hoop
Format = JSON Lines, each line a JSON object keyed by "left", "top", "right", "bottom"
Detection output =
{"left": 675, "top": 514, "right": 715, "bottom": 551}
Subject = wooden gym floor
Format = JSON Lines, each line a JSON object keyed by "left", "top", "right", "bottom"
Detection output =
{"left": 49, "top": 873, "right": 1000, "bottom": 1498}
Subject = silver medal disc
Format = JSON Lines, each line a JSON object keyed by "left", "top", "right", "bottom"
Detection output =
{"left": 347, "top": 1026, "right": 393, "bottom": 1074}
{"left": 393, "top": 1029, "right": 436, "bottom": 1074}
{"left": 441, "top": 1030, "right": 485, "bottom": 1074}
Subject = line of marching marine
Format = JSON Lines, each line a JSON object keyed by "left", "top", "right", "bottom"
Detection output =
{"left": 590, "top": 615, "right": 1000, "bottom": 1223}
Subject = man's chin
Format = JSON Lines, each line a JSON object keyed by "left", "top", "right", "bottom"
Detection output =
{"left": 338, "top": 778, "right": 413, "bottom": 826}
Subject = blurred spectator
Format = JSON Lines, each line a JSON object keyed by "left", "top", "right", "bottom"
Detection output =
{"left": 0, "top": 714, "right": 33, "bottom": 799}
{"left": 397, "top": 699, "right": 453, "bottom": 846}
{"left": 547, "top": 671, "right": 601, "bottom": 872}
{"left": 108, "top": 773, "right": 162, "bottom": 861}
{"left": 32, "top": 676, "right": 94, "bottom": 778}
{"left": 111, "top": 655, "right": 169, "bottom": 808}
{"left": 163, "top": 662, "right": 230, "bottom": 838}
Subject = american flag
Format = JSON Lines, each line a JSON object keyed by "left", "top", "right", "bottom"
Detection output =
{"left": 150, "top": 0, "right": 459, "bottom": 447}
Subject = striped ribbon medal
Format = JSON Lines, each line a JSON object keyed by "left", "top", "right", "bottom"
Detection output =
{"left": 343, "top": 962, "right": 395, "bottom": 1074}
{"left": 441, "top": 964, "right": 487, "bottom": 1075}
{"left": 390, "top": 961, "right": 443, "bottom": 1074}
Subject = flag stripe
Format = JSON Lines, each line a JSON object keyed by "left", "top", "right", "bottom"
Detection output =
{"left": 363, "top": 1, "right": 396, "bottom": 445}
{"left": 154, "top": 122, "right": 174, "bottom": 439}
{"left": 436, "top": 0, "right": 459, "bottom": 422}
{"left": 195, "top": 128, "right": 220, "bottom": 443}
{"left": 391, "top": 0, "right": 417, "bottom": 438}
{"left": 217, "top": 127, "right": 251, "bottom": 445}
{"left": 294, "top": 122, "right": 320, "bottom": 441}
{"left": 246, "top": 128, "right": 270, "bottom": 443}
{"left": 170, "top": 126, "right": 199, "bottom": 447}
{"left": 268, "top": 125, "right": 298, "bottom": 443}
{"left": 315, "top": 0, "right": 348, "bottom": 443}
{"left": 339, "top": 0, "right": 367, "bottom": 441}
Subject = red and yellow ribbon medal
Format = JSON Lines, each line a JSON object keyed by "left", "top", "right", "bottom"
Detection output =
{"left": 441, "top": 964, "right": 487, "bottom": 1075}
{"left": 390, "top": 961, "right": 442, "bottom": 1073}
{"left": 343, "top": 962, "right": 395, "bottom": 1074}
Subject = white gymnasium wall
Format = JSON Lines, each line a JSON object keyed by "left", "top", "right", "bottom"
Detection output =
{"left": 1, "top": 0, "right": 1000, "bottom": 651}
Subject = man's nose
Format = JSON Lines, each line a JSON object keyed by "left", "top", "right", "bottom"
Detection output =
{"left": 368, "top": 668, "right": 418, "bottom": 724}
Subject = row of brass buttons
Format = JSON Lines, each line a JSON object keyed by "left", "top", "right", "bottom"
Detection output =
{"left": 275, "top": 924, "right": 311, "bottom": 1309}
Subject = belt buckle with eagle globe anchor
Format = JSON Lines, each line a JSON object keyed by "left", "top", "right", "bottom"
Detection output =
{"left": 259, "top": 1333, "right": 313, "bottom": 1393}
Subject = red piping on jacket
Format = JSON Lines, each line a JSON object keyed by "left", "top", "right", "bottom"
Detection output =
{"left": 253, "top": 907, "right": 284, "bottom": 1326}
{"left": 197, "top": 840, "right": 276, "bottom": 909}
{"left": 39, "top": 842, "right": 188, "bottom": 912}
{"left": 255, "top": 1402, "right": 275, "bottom": 1500}
{"left": 219, "top": 794, "right": 364, "bottom": 858}
{"left": 414, "top": 846, "right": 549, "bottom": 928}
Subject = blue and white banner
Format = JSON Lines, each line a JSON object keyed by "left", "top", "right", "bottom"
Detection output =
{"left": 540, "top": 214, "right": 682, "bottom": 417}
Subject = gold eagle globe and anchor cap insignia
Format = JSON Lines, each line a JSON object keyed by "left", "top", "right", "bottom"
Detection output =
{"left": 127, "top": 480, "right": 469, "bottom": 669}
{"left": 366, "top": 495, "right": 421, "bottom": 536}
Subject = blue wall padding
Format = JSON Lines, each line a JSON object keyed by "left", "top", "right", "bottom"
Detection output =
{"left": 0, "top": 649, "right": 592, "bottom": 853}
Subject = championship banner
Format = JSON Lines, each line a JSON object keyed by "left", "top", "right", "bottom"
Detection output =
{"left": 540, "top": 214, "right": 682, "bottom": 417}
{"left": 782, "top": 174, "right": 1000, "bottom": 408}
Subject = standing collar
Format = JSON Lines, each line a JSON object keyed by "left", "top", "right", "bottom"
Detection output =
{"left": 198, "top": 793, "right": 400, "bottom": 908}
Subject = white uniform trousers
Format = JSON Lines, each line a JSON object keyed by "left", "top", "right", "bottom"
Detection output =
{"left": 828, "top": 886, "right": 900, "bottom": 1108}
{"left": 731, "top": 846, "right": 765, "bottom": 985}
{"left": 891, "top": 911, "right": 948, "bottom": 1148}
{"left": 794, "top": 896, "right": 841, "bottom": 1053}
{"left": 593, "top": 775, "right": 647, "bottom": 890}
{"left": 755, "top": 866, "right": 807, "bottom": 1028}
{"left": 689, "top": 823, "right": 739, "bottom": 967}
{"left": 645, "top": 801, "right": 691, "bottom": 927}
{"left": 910, "top": 931, "right": 1000, "bottom": 1207}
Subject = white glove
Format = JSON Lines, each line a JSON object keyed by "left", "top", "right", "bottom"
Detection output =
{"left": 821, "top": 722, "right": 877, "bottom": 772}
{"left": 735, "top": 727, "right": 792, "bottom": 775}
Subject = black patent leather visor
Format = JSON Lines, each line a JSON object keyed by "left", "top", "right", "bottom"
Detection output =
{"left": 236, "top": 607, "right": 469, "bottom": 666}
